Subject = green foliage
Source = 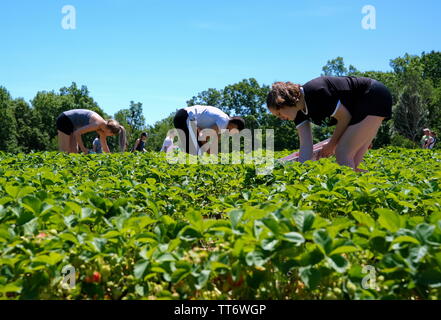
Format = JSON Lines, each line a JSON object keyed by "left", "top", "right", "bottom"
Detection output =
{"left": 321, "top": 57, "right": 359, "bottom": 77}
{"left": 0, "top": 148, "right": 440, "bottom": 300}
{"left": 0, "top": 87, "right": 19, "bottom": 153}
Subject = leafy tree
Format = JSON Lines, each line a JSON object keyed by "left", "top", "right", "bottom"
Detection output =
{"left": 321, "top": 57, "right": 359, "bottom": 76}
{"left": 390, "top": 55, "right": 433, "bottom": 142}
{"left": 13, "top": 98, "right": 50, "bottom": 152}
{"left": 187, "top": 88, "right": 223, "bottom": 108}
{"left": 0, "top": 87, "right": 19, "bottom": 152}
{"left": 393, "top": 89, "right": 429, "bottom": 142}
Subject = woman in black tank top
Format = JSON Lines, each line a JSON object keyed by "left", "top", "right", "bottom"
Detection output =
{"left": 267, "top": 76, "right": 392, "bottom": 171}
{"left": 56, "top": 109, "right": 127, "bottom": 154}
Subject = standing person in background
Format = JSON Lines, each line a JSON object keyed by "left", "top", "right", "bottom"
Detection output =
{"left": 131, "top": 132, "right": 148, "bottom": 152}
{"left": 56, "top": 109, "right": 127, "bottom": 154}
{"left": 92, "top": 136, "right": 103, "bottom": 153}
{"left": 421, "top": 128, "right": 431, "bottom": 148}
{"left": 161, "top": 130, "right": 178, "bottom": 153}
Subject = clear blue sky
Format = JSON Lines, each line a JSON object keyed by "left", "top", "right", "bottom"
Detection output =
{"left": 1, "top": 0, "right": 440, "bottom": 126}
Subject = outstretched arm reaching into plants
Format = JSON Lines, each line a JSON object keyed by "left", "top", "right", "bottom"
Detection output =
{"left": 319, "top": 103, "right": 352, "bottom": 158}
{"left": 73, "top": 123, "right": 101, "bottom": 154}
{"left": 297, "top": 121, "right": 313, "bottom": 163}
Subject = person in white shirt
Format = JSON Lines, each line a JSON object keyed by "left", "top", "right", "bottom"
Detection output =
{"left": 161, "top": 131, "right": 178, "bottom": 153}
{"left": 173, "top": 105, "right": 245, "bottom": 155}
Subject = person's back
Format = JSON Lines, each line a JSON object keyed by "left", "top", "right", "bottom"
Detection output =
{"left": 184, "top": 105, "right": 231, "bottom": 131}
{"left": 63, "top": 109, "right": 97, "bottom": 129}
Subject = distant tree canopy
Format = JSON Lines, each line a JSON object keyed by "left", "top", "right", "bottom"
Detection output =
{"left": 0, "top": 51, "right": 440, "bottom": 153}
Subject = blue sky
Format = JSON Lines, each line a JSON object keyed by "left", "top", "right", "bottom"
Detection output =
{"left": 1, "top": 0, "right": 440, "bottom": 126}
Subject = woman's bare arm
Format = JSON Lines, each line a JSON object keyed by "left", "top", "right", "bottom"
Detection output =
{"left": 73, "top": 123, "right": 102, "bottom": 154}
{"left": 99, "top": 133, "right": 110, "bottom": 153}
{"left": 297, "top": 121, "right": 313, "bottom": 163}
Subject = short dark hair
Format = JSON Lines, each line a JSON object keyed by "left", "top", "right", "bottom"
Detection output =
{"left": 141, "top": 132, "right": 147, "bottom": 137}
{"left": 229, "top": 117, "right": 245, "bottom": 131}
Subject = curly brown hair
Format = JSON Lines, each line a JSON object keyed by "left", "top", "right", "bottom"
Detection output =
{"left": 266, "top": 82, "right": 302, "bottom": 110}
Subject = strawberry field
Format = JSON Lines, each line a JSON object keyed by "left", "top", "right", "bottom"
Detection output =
{"left": 0, "top": 148, "right": 441, "bottom": 300}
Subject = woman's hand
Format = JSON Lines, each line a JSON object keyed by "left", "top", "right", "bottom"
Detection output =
{"left": 318, "top": 141, "right": 336, "bottom": 159}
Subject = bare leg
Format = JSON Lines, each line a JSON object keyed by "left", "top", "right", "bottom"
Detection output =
{"left": 69, "top": 135, "right": 79, "bottom": 153}
{"left": 58, "top": 131, "right": 71, "bottom": 153}
{"left": 335, "top": 116, "right": 384, "bottom": 170}
{"left": 354, "top": 141, "right": 371, "bottom": 170}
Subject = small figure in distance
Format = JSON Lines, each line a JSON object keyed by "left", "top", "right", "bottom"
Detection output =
{"left": 92, "top": 136, "right": 103, "bottom": 154}
{"left": 422, "top": 128, "right": 431, "bottom": 149}
{"left": 426, "top": 131, "right": 437, "bottom": 150}
{"left": 132, "top": 132, "right": 148, "bottom": 153}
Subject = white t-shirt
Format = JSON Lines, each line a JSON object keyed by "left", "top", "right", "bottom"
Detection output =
{"left": 184, "top": 105, "right": 230, "bottom": 131}
{"left": 161, "top": 136, "right": 174, "bottom": 153}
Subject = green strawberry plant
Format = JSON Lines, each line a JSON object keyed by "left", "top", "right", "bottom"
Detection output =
{"left": 0, "top": 147, "right": 440, "bottom": 300}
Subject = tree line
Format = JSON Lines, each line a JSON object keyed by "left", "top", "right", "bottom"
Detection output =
{"left": 1, "top": 51, "right": 440, "bottom": 153}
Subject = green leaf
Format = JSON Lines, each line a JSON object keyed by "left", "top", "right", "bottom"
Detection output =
{"left": 327, "top": 254, "right": 349, "bottom": 273}
{"left": 33, "top": 252, "right": 63, "bottom": 266}
{"left": 171, "top": 268, "right": 190, "bottom": 283}
{"left": 245, "top": 250, "right": 267, "bottom": 267}
{"left": 294, "top": 211, "right": 315, "bottom": 233}
{"left": 391, "top": 236, "right": 421, "bottom": 246}
{"left": 376, "top": 208, "right": 402, "bottom": 233}
{"left": 313, "top": 229, "right": 333, "bottom": 255}
{"left": 229, "top": 209, "right": 244, "bottom": 229}
{"left": 261, "top": 217, "right": 281, "bottom": 235}
{"left": 282, "top": 232, "right": 305, "bottom": 245}
{"left": 134, "top": 260, "right": 150, "bottom": 279}
{"left": 261, "top": 238, "right": 279, "bottom": 251}
{"left": 196, "top": 270, "right": 211, "bottom": 290}
{"left": 179, "top": 226, "right": 202, "bottom": 241}
{"left": 0, "top": 282, "right": 22, "bottom": 294}
{"left": 414, "top": 224, "right": 435, "bottom": 244}
{"left": 351, "top": 211, "right": 375, "bottom": 228}
{"left": 21, "top": 196, "right": 42, "bottom": 214}
{"left": 299, "top": 267, "right": 321, "bottom": 289}
{"left": 330, "top": 246, "right": 359, "bottom": 256}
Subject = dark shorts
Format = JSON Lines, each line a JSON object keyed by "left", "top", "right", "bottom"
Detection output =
{"left": 348, "top": 80, "right": 393, "bottom": 126}
{"left": 56, "top": 113, "right": 74, "bottom": 135}
{"left": 173, "top": 108, "right": 201, "bottom": 154}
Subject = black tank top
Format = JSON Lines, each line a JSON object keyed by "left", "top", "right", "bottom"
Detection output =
{"left": 294, "top": 76, "right": 373, "bottom": 127}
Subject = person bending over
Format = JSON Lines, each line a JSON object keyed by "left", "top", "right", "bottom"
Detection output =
{"left": 56, "top": 109, "right": 127, "bottom": 154}
{"left": 267, "top": 76, "right": 392, "bottom": 172}
{"left": 173, "top": 105, "right": 245, "bottom": 155}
